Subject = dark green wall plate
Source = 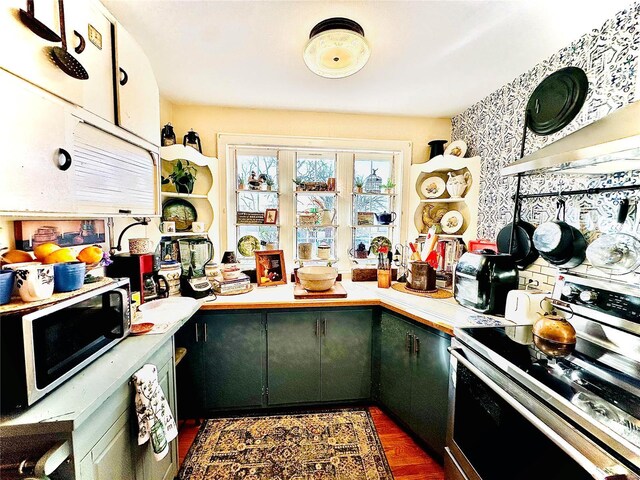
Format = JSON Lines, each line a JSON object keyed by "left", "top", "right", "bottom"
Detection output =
{"left": 527, "top": 66, "right": 589, "bottom": 135}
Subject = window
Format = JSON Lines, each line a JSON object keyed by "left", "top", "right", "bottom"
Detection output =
{"left": 220, "top": 134, "right": 409, "bottom": 272}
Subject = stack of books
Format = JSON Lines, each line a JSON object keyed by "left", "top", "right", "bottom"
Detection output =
{"left": 211, "top": 274, "right": 251, "bottom": 294}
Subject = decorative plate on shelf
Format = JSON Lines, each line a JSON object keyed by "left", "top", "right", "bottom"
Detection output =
{"left": 370, "top": 236, "right": 392, "bottom": 255}
{"left": 420, "top": 176, "right": 446, "bottom": 199}
{"left": 237, "top": 235, "right": 261, "bottom": 257}
{"left": 162, "top": 198, "right": 197, "bottom": 231}
{"left": 444, "top": 140, "right": 467, "bottom": 158}
{"left": 440, "top": 210, "right": 464, "bottom": 234}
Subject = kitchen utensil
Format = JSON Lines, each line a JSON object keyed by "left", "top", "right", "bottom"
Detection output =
{"left": 446, "top": 171, "right": 471, "bottom": 198}
{"left": 160, "top": 123, "right": 176, "bottom": 146}
{"left": 440, "top": 210, "right": 464, "bottom": 234}
{"left": 532, "top": 312, "right": 576, "bottom": 358}
{"left": 238, "top": 235, "right": 260, "bottom": 257}
{"left": 0, "top": 270, "right": 15, "bottom": 305}
{"left": 533, "top": 199, "right": 586, "bottom": 268}
{"left": 178, "top": 237, "right": 213, "bottom": 298}
{"left": 444, "top": 140, "right": 467, "bottom": 157}
{"left": 420, "top": 176, "right": 446, "bottom": 198}
{"left": 428, "top": 139, "right": 447, "bottom": 159}
{"left": 370, "top": 236, "right": 392, "bottom": 256}
{"left": 526, "top": 66, "right": 588, "bottom": 135}
{"left": 53, "top": 261, "right": 85, "bottom": 293}
{"left": 162, "top": 198, "right": 197, "bottom": 231}
{"left": 375, "top": 211, "right": 396, "bottom": 225}
{"left": 13, "top": 263, "right": 54, "bottom": 302}
{"left": 19, "top": 0, "right": 62, "bottom": 42}
{"left": 128, "top": 238, "right": 153, "bottom": 255}
{"left": 183, "top": 129, "right": 202, "bottom": 152}
{"left": 50, "top": 0, "right": 89, "bottom": 80}
{"left": 587, "top": 198, "right": 640, "bottom": 275}
{"left": 426, "top": 251, "right": 439, "bottom": 270}
{"left": 504, "top": 288, "right": 551, "bottom": 344}
{"left": 319, "top": 208, "right": 336, "bottom": 226}
{"left": 297, "top": 266, "right": 338, "bottom": 291}
{"left": 496, "top": 204, "right": 538, "bottom": 268}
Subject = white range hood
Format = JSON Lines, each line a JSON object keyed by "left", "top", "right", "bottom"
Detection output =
{"left": 502, "top": 100, "right": 640, "bottom": 176}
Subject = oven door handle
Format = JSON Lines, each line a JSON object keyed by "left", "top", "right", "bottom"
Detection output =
{"left": 448, "top": 348, "right": 634, "bottom": 480}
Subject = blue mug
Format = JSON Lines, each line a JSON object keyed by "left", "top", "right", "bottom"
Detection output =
{"left": 0, "top": 270, "right": 15, "bottom": 305}
{"left": 53, "top": 261, "right": 86, "bottom": 293}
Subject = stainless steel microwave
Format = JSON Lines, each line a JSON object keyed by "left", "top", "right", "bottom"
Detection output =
{"left": 0, "top": 279, "right": 131, "bottom": 411}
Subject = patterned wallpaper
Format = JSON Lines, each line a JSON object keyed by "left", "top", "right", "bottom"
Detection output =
{"left": 450, "top": 2, "right": 640, "bottom": 288}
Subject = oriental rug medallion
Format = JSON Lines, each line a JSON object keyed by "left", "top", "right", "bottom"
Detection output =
{"left": 179, "top": 408, "right": 394, "bottom": 480}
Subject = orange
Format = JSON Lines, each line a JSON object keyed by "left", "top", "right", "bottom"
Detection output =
{"left": 77, "top": 246, "right": 103, "bottom": 264}
{"left": 34, "top": 242, "right": 60, "bottom": 261}
{"left": 0, "top": 249, "right": 34, "bottom": 264}
{"left": 43, "top": 248, "right": 77, "bottom": 264}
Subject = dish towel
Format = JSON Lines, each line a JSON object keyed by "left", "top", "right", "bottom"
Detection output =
{"left": 132, "top": 364, "right": 178, "bottom": 460}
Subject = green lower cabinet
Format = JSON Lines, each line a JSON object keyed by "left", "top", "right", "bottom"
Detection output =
{"left": 410, "top": 324, "right": 451, "bottom": 457}
{"left": 202, "top": 312, "right": 265, "bottom": 410}
{"left": 174, "top": 317, "right": 204, "bottom": 418}
{"left": 321, "top": 309, "right": 372, "bottom": 402}
{"left": 378, "top": 311, "right": 451, "bottom": 458}
{"left": 267, "top": 311, "right": 321, "bottom": 405}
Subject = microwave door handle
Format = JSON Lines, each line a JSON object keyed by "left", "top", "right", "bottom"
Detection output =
{"left": 448, "top": 348, "right": 632, "bottom": 480}
{"left": 106, "top": 288, "right": 130, "bottom": 339}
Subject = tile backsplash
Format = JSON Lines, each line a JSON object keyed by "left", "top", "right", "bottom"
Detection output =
{"left": 450, "top": 2, "right": 640, "bottom": 290}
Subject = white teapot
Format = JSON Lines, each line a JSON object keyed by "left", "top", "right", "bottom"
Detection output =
{"left": 446, "top": 171, "right": 471, "bottom": 198}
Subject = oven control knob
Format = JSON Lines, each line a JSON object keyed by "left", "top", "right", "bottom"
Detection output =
{"left": 579, "top": 290, "right": 598, "bottom": 303}
{"left": 561, "top": 285, "right": 578, "bottom": 298}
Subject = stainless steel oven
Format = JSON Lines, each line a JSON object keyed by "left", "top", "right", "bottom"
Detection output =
{"left": 445, "top": 273, "right": 640, "bottom": 480}
{"left": 1, "top": 279, "right": 131, "bottom": 411}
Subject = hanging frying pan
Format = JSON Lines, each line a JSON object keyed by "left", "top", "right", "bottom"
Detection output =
{"left": 496, "top": 204, "right": 539, "bottom": 268}
{"left": 19, "top": 0, "right": 61, "bottom": 42}
{"left": 527, "top": 66, "right": 588, "bottom": 136}
{"left": 50, "top": 0, "right": 88, "bottom": 80}
{"left": 532, "top": 199, "right": 586, "bottom": 268}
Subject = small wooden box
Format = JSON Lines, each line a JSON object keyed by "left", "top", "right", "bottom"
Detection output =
{"left": 351, "top": 267, "right": 398, "bottom": 282}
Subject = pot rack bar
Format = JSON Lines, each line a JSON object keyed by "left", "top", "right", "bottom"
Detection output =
{"left": 512, "top": 182, "right": 640, "bottom": 201}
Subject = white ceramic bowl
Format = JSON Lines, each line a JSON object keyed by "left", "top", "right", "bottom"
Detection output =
{"left": 221, "top": 267, "right": 242, "bottom": 280}
{"left": 297, "top": 266, "right": 338, "bottom": 291}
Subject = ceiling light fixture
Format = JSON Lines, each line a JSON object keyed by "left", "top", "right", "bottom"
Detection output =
{"left": 303, "top": 17, "right": 370, "bottom": 79}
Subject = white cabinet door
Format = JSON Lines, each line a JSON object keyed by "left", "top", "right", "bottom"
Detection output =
{"left": 72, "top": 123, "right": 159, "bottom": 216}
{"left": 0, "top": 0, "right": 113, "bottom": 121}
{"left": 0, "top": 70, "right": 77, "bottom": 215}
{"left": 114, "top": 22, "right": 159, "bottom": 146}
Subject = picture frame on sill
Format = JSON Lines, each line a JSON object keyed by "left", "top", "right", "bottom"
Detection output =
{"left": 264, "top": 209, "right": 278, "bottom": 225}
{"left": 255, "top": 250, "right": 287, "bottom": 287}
{"left": 357, "top": 212, "right": 375, "bottom": 226}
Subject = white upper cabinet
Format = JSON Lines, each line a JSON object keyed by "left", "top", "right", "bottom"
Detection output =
{"left": 114, "top": 22, "right": 160, "bottom": 146}
{"left": 0, "top": 0, "right": 114, "bottom": 123}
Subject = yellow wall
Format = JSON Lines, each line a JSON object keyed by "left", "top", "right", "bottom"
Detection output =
{"left": 165, "top": 102, "right": 451, "bottom": 165}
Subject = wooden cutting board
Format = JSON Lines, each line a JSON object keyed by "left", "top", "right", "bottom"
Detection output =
{"left": 294, "top": 282, "right": 348, "bottom": 299}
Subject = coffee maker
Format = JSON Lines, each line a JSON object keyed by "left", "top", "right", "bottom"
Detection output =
{"left": 178, "top": 237, "right": 213, "bottom": 298}
{"left": 107, "top": 253, "right": 168, "bottom": 303}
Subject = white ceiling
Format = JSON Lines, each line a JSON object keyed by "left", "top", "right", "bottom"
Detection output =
{"left": 103, "top": 0, "right": 634, "bottom": 117}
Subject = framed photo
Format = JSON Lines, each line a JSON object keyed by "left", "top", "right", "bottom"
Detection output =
{"left": 255, "top": 250, "right": 287, "bottom": 287}
{"left": 13, "top": 219, "right": 106, "bottom": 251}
{"left": 357, "top": 212, "right": 375, "bottom": 226}
{"left": 264, "top": 209, "right": 278, "bottom": 225}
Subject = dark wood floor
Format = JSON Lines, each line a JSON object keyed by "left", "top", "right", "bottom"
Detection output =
{"left": 177, "top": 406, "right": 444, "bottom": 479}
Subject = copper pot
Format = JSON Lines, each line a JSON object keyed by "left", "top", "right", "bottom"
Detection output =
{"left": 532, "top": 313, "right": 576, "bottom": 358}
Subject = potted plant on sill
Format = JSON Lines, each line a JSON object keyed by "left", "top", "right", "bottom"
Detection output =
{"left": 354, "top": 177, "right": 364, "bottom": 193}
{"left": 265, "top": 176, "right": 275, "bottom": 191}
{"left": 238, "top": 175, "right": 245, "bottom": 190}
{"left": 162, "top": 160, "right": 197, "bottom": 194}
{"left": 382, "top": 179, "right": 396, "bottom": 194}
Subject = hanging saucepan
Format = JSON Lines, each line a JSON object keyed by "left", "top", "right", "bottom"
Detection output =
{"left": 526, "top": 66, "right": 589, "bottom": 136}
{"left": 587, "top": 198, "right": 640, "bottom": 275}
{"left": 496, "top": 203, "right": 539, "bottom": 268}
{"left": 532, "top": 199, "right": 586, "bottom": 268}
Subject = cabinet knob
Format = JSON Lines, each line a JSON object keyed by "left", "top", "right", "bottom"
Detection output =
{"left": 73, "top": 30, "right": 86, "bottom": 54}
{"left": 119, "top": 67, "right": 129, "bottom": 86}
{"left": 56, "top": 148, "right": 72, "bottom": 171}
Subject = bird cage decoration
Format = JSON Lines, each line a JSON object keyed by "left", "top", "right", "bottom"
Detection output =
{"left": 364, "top": 168, "right": 382, "bottom": 193}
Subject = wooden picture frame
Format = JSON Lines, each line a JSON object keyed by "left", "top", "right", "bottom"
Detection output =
{"left": 264, "top": 208, "right": 278, "bottom": 225}
{"left": 255, "top": 250, "right": 287, "bottom": 287}
{"left": 357, "top": 212, "right": 375, "bottom": 226}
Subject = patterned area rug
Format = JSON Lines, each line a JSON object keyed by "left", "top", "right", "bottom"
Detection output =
{"left": 179, "top": 408, "right": 394, "bottom": 480}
